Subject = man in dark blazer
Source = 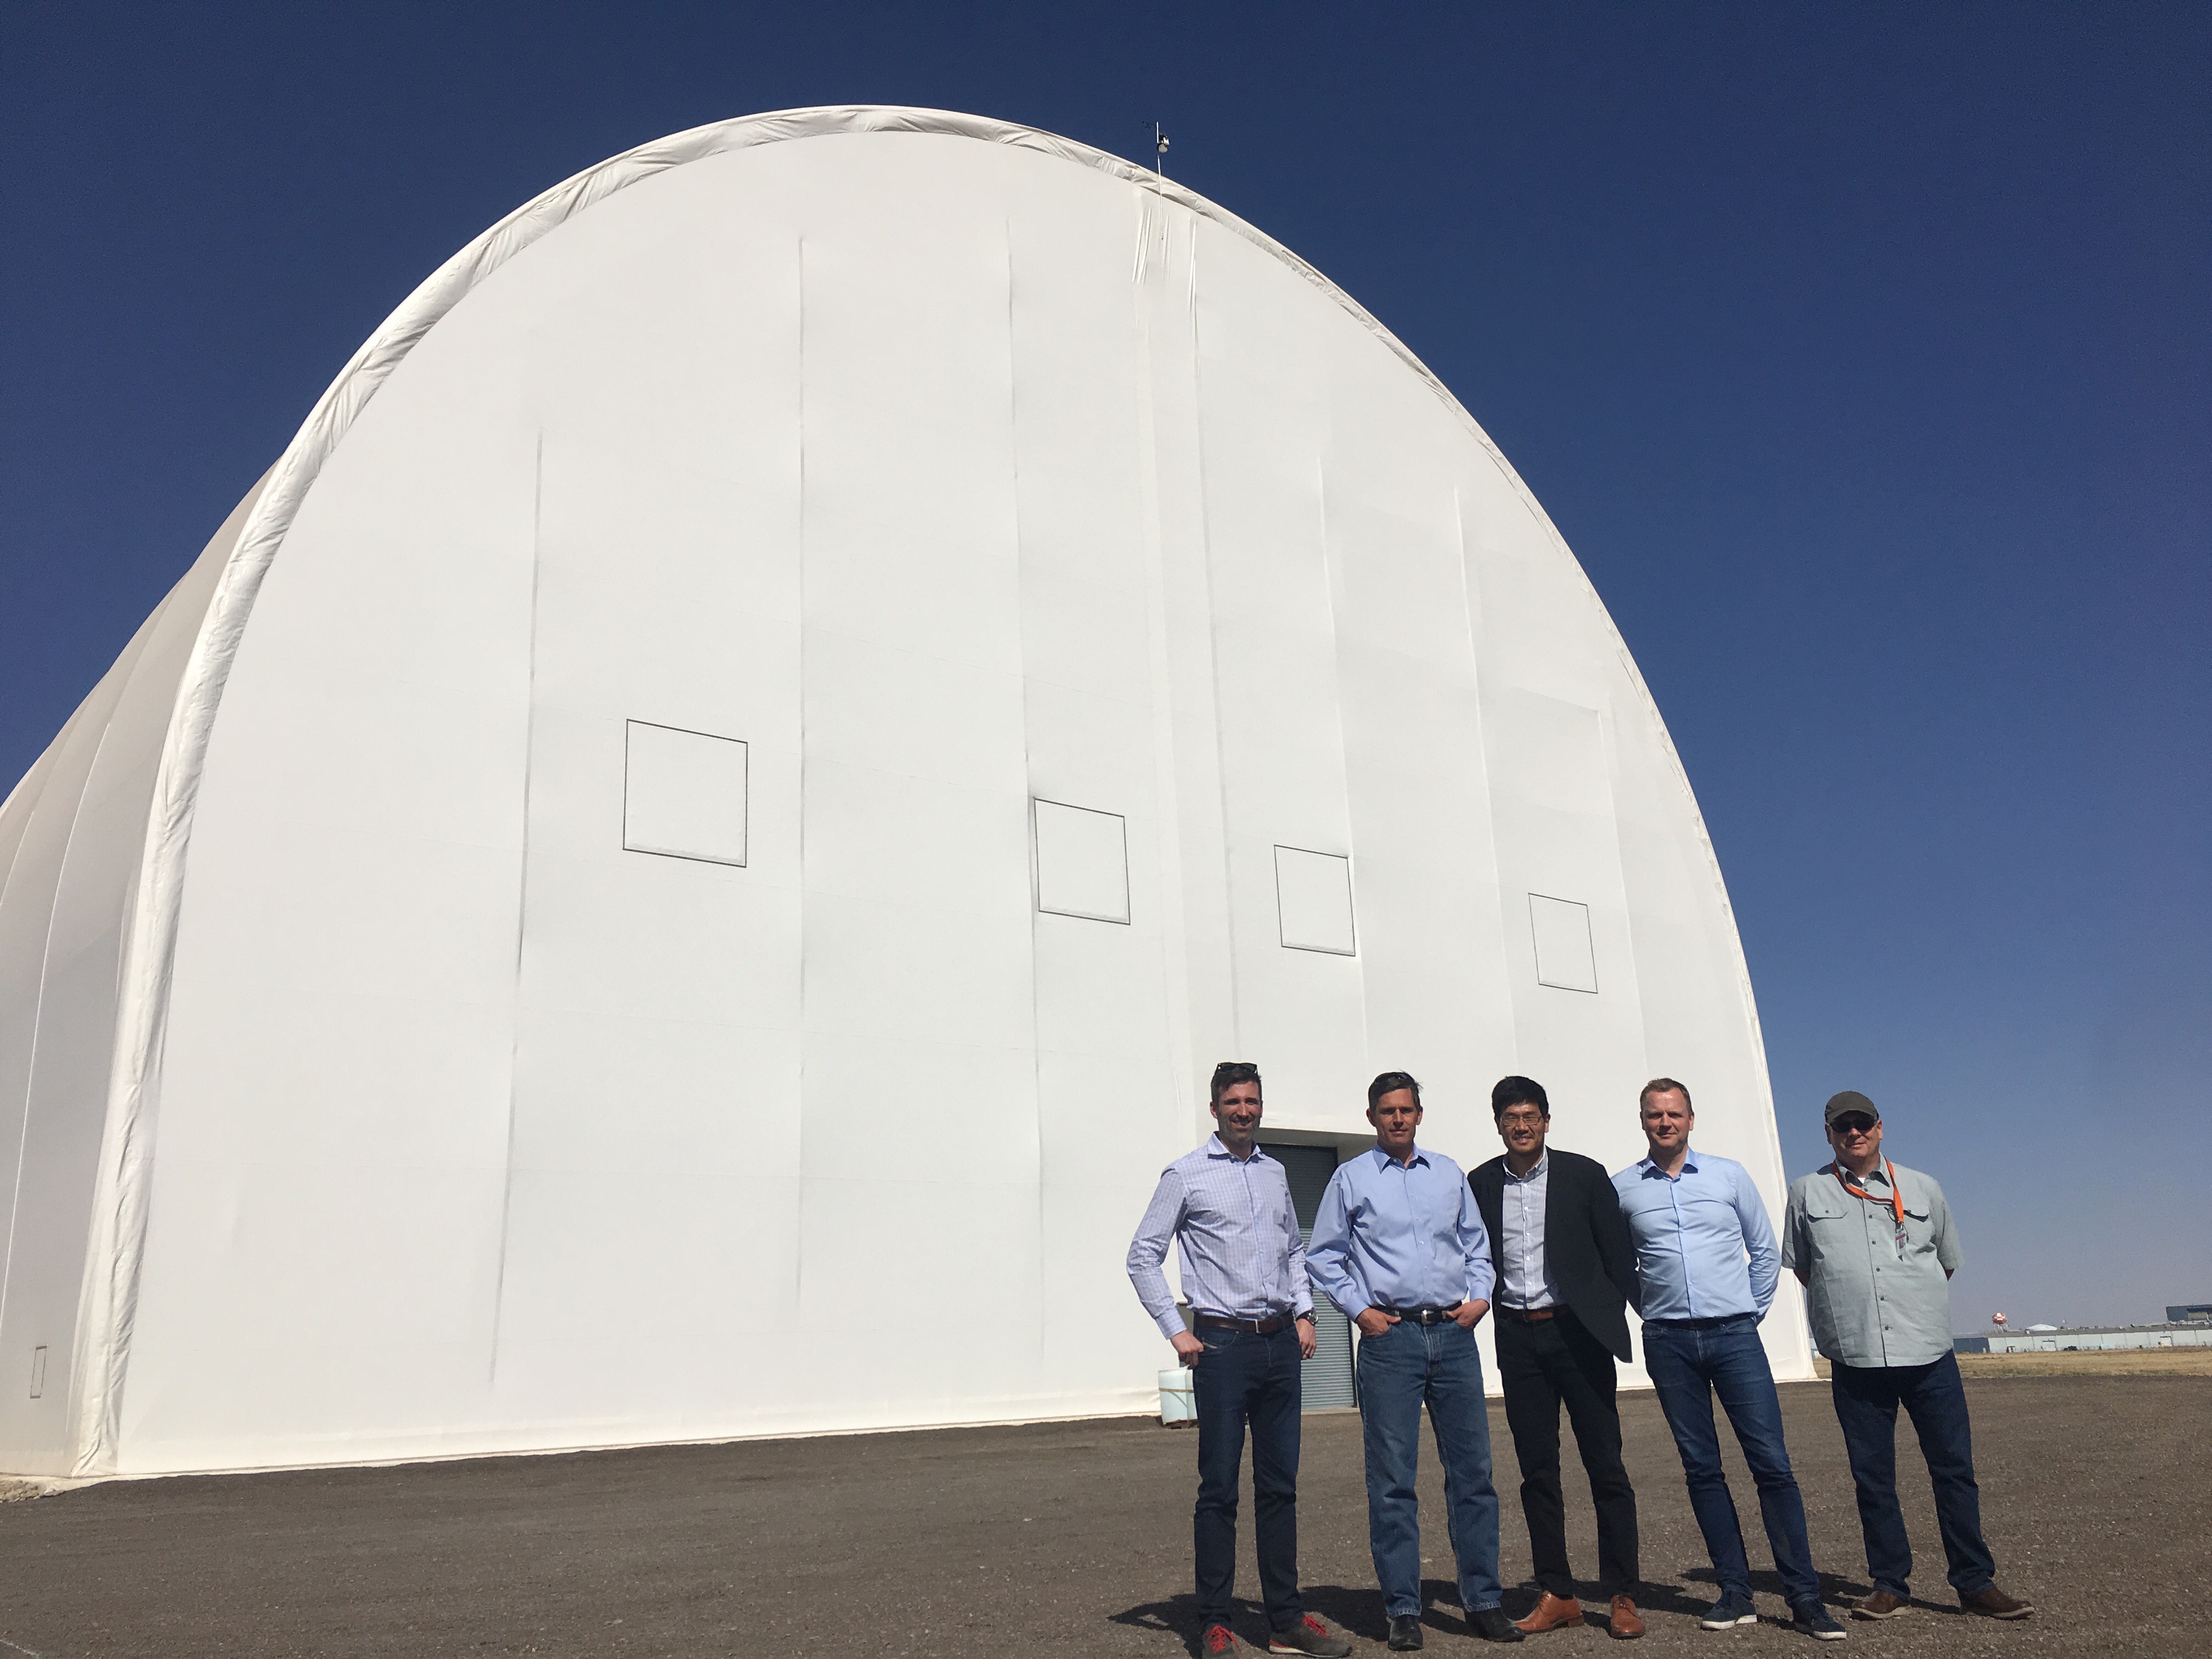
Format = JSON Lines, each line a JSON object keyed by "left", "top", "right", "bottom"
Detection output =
{"left": 1469, "top": 1076, "right": 1644, "bottom": 1640}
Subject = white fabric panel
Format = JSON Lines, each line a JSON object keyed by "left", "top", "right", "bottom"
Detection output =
{"left": 1033, "top": 801, "right": 1129, "bottom": 924}
{"left": 1008, "top": 167, "right": 1190, "bottom": 1408}
{"left": 0, "top": 631, "right": 156, "bottom": 1470}
{"left": 1, "top": 108, "right": 1804, "bottom": 1473}
{"left": 0, "top": 481, "right": 257, "bottom": 1474}
{"left": 1321, "top": 304, "right": 1519, "bottom": 1120}
{"left": 122, "top": 314, "right": 540, "bottom": 1467}
{"left": 1131, "top": 191, "right": 1240, "bottom": 1124}
{"left": 622, "top": 723, "right": 748, "bottom": 867}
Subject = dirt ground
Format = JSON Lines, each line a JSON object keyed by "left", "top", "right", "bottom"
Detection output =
{"left": 1, "top": 1373, "right": 2203, "bottom": 1658}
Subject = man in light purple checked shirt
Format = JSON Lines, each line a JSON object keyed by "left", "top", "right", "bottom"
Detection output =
{"left": 1128, "top": 1062, "right": 1352, "bottom": 1659}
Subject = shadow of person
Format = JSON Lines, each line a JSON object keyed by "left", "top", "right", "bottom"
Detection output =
{"left": 1107, "top": 1593, "right": 1209, "bottom": 1657}
{"left": 1615, "top": 1574, "right": 1707, "bottom": 1617}
{"left": 1111, "top": 1593, "right": 1381, "bottom": 1657}
{"left": 1299, "top": 1578, "right": 1541, "bottom": 1641}
{"left": 1680, "top": 1563, "right": 1872, "bottom": 1609}
{"left": 1291, "top": 1584, "right": 1389, "bottom": 1641}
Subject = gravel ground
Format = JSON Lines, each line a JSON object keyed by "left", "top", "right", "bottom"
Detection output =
{"left": 1, "top": 1374, "right": 2202, "bottom": 1657}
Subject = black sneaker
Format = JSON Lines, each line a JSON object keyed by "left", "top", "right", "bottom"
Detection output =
{"left": 1466, "top": 1607, "right": 1526, "bottom": 1644}
{"left": 1791, "top": 1602, "right": 1847, "bottom": 1641}
{"left": 1386, "top": 1615, "right": 1424, "bottom": 1651}
{"left": 1269, "top": 1615, "right": 1352, "bottom": 1658}
{"left": 1700, "top": 1593, "right": 1758, "bottom": 1629}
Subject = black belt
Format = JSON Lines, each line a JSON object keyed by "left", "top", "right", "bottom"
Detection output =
{"left": 1194, "top": 1312, "right": 1295, "bottom": 1335}
{"left": 1644, "top": 1313, "right": 1754, "bottom": 1329}
{"left": 1377, "top": 1305, "right": 1462, "bottom": 1325}
{"left": 1497, "top": 1305, "right": 1558, "bottom": 1323}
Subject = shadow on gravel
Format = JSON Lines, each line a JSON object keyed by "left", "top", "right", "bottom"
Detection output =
{"left": 1681, "top": 1562, "right": 1876, "bottom": 1607}
{"left": 1109, "top": 1580, "right": 1468, "bottom": 1652}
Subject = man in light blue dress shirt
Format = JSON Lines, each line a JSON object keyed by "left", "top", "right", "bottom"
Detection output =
{"left": 1611, "top": 1079, "right": 1843, "bottom": 1641}
{"left": 1128, "top": 1062, "right": 1352, "bottom": 1659}
{"left": 1308, "top": 1073, "right": 1522, "bottom": 1649}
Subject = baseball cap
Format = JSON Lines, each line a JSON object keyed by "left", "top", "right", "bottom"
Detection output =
{"left": 1824, "top": 1090, "right": 1879, "bottom": 1127}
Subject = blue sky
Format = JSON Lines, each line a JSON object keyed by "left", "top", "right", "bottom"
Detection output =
{"left": 4, "top": 4, "right": 2205, "bottom": 1329}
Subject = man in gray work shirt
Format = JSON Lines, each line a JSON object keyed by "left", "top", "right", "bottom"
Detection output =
{"left": 1782, "top": 1091, "right": 2033, "bottom": 1624}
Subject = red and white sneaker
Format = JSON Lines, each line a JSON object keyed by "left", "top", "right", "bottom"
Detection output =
{"left": 1203, "top": 1624, "right": 1242, "bottom": 1657}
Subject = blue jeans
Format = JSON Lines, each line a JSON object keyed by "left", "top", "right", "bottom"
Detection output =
{"left": 1193, "top": 1324, "right": 1305, "bottom": 1630}
{"left": 1642, "top": 1314, "right": 1818, "bottom": 1605}
{"left": 1831, "top": 1352, "right": 1995, "bottom": 1599}
{"left": 1354, "top": 1317, "right": 1502, "bottom": 1616}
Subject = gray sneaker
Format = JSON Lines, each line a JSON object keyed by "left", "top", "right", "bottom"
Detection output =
{"left": 1700, "top": 1593, "right": 1758, "bottom": 1629}
{"left": 1791, "top": 1602, "right": 1847, "bottom": 1641}
{"left": 1268, "top": 1615, "right": 1351, "bottom": 1658}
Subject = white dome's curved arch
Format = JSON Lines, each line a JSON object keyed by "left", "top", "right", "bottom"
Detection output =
{"left": 3, "top": 107, "right": 1799, "bottom": 1477}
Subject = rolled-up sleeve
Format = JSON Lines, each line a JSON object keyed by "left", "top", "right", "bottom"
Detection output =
{"left": 1458, "top": 1181, "right": 1496, "bottom": 1305}
{"left": 1305, "top": 1171, "right": 1364, "bottom": 1317}
{"left": 1735, "top": 1165, "right": 1781, "bottom": 1314}
{"left": 1127, "top": 1168, "right": 1190, "bottom": 1340}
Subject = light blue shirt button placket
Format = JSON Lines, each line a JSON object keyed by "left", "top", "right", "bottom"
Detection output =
{"left": 1306, "top": 1144, "right": 1494, "bottom": 1318}
{"left": 1609, "top": 1148, "right": 1780, "bottom": 1321}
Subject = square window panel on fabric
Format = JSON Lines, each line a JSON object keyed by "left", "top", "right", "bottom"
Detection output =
{"left": 623, "top": 720, "right": 748, "bottom": 866}
{"left": 1275, "top": 845, "right": 1355, "bottom": 955}
{"left": 1032, "top": 799, "right": 1129, "bottom": 923}
{"left": 1528, "top": 893, "right": 1597, "bottom": 992}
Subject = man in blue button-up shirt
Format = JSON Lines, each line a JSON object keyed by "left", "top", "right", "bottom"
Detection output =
{"left": 1611, "top": 1079, "right": 1841, "bottom": 1641}
{"left": 1308, "top": 1073, "right": 1520, "bottom": 1648}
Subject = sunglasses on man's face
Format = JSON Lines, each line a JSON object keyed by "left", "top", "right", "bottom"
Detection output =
{"left": 1831, "top": 1115, "right": 1878, "bottom": 1136}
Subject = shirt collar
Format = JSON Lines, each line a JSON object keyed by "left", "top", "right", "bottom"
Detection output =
{"left": 1369, "top": 1143, "right": 1430, "bottom": 1171}
{"left": 1503, "top": 1150, "right": 1549, "bottom": 1183}
{"left": 1639, "top": 1148, "right": 1700, "bottom": 1178}
{"left": 1205, "top": 1133, "right": 1268, "bottom": 1165}
{"left": 1835, "top": 1159, "right": 1890, "bottom": 1188}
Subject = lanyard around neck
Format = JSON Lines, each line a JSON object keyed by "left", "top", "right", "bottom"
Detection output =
{"left": 1833, "top": 1159, "right": 1903, "bottom": 1226}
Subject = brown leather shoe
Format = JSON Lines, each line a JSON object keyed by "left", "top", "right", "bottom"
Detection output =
{"left": 1513, "top": 1593, "right": 1584, "bottom": 1633}
{"left": 1959, "top": 1584, "right": 2034, "bottom": 1619}
{"left": 1853, "top": 1589, "right": 1911, "bottom": 1620}
{"left": 1606, "top": 1596, "right": 1644, "bottom": 1640}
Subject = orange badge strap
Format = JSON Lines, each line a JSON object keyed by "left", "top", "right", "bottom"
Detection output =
{"left": 1833, "top": 1158, "right": 1904, "bottom": 1226}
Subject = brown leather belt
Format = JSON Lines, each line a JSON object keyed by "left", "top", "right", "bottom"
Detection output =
{"left": 1194, "top": 1312, "right": 1295, "bottom": 1335}
{"left": 1498, "top": 1306, "right": 1558, "bottom": 1323}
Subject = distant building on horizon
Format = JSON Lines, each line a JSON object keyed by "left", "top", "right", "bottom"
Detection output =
{"left": 1956, "top": 1321, "right": 2212, "bottom": 1356}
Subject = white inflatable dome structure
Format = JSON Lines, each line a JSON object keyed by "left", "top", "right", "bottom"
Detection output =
{"left": 0, "top": 108, "right": 1808, "bottom": 1477}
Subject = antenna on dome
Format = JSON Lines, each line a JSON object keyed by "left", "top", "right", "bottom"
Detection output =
{"left": 1154, "top": 123, "right": 1170, "bottom": 180}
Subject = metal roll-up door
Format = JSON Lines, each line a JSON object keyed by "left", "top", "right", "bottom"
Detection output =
{"left": 1263, "top": 1142, "right": 1357, "bottom": 1409}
